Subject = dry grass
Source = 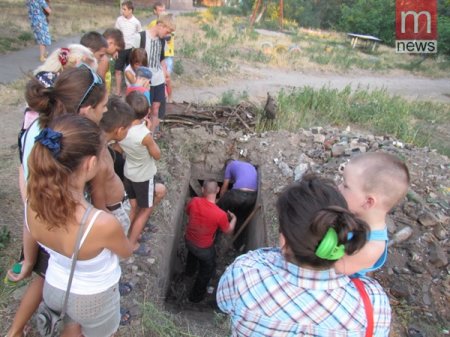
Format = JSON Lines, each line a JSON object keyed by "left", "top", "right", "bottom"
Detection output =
{"left": 174, "top": 11, "right": 450, "bottom": 81}
{"left": 0, "top": 0, "right": 121, "bottom": 53}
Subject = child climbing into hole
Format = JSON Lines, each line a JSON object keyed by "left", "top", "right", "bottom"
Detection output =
{"left": 113, "top": 91, "right": 166, "bottom": 255}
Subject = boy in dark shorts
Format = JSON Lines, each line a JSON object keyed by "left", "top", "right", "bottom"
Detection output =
{"left": 131, "top": 14, "right": 175, "bottom": 136}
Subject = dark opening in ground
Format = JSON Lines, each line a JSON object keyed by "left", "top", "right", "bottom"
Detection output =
{"left": 163, "top": 164, "right": 266, "bottom": 320}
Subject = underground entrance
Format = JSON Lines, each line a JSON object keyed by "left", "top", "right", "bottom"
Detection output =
{"left": 161, "top": 163, "right": 267, "bottom": 320}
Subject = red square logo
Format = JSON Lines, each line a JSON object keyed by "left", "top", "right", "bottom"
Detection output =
{"left": 396, "top": 0, "right": 437, "bottom": 40}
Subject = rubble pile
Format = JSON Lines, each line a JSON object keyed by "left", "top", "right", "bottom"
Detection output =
{"left": 159, "top": 112, "right": 449, "bottom": 336}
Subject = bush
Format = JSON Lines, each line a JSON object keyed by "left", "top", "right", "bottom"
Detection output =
{"left": 438, "top": 15, "right": 450, "bottom": 56}
{"left": 339, "top": 0, "right": 395, "bottom": 45}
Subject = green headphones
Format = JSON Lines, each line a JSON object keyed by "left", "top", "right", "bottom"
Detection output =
{"left": 315, "top": 228, "right": 345, "bottom": 260}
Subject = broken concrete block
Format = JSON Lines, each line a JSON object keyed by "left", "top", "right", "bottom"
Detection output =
{"left": 389, "top": 226, "right": 413, "bottom": 246}
{"left": 278, "top": 161, "right": 293, "bottom": 177}
{"left": 313, "top": 134, "right": 326, "bottom": 143}
{"left": 294, "top": 163, "right": 308, "bottom": 181}
{"left": 331, "top": 143, "right": 346, "bottom": 157}
{"left": 429, "top": 242, "right": 448, "bottom": 268}
{"left": 418, "top": 210, "right": 439, "bottom": 227}
{"left": 311, "top": 126, "right": 323, "bottom": 134}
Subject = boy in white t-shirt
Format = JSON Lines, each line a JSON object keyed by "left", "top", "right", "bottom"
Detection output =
{"left": 116, "top": 91, "right": 166, "bottom": 255}
{"left": 115, "top": 0, "right": 142, "bottom": 96}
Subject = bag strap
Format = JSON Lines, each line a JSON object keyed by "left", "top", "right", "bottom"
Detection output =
{"left": 351, "top": 278, "right": 374, "bottom": 337}
{"left": 59, "top": 205, "right": 93, "bottom": 319}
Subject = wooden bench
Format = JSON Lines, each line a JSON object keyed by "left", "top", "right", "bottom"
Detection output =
{"left": 347, "top": 33, "right": 382, "bottom": 51}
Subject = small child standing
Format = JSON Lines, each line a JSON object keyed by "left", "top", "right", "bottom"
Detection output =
{"left": 93, "top": 96, "right": 135, "bottom": 235}
{"left": 118, "top": 91, "right": 166, "bottom": 254}
{"left": 115, "top": 0, "right": 142, "bottom": 96}
{"left": 124, "top": 48, "right": 148, "bottom": 87}
{"left": 126, "top": 66, "right": 152, "bottom": 104}
{"left": 335, "top": 151, "right": 410, "bottom": 276}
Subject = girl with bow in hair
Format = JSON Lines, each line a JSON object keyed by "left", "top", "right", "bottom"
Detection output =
{"left": 6, "top": 65, "right": 108, "bottom": 337}
{"left": 26, "top": 115, "right": 133, "bottom": 336}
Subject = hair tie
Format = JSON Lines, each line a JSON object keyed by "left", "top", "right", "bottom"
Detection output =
{"left": 35, "top": 71, "right": 57, "bottom": 88}
{"left": 59, "top": 48, "right": 70, "bottom": 66}
{"left": 315, "top": 228, "right": 345, "bottom": 260}
{"left": 35, "top": 128, "right": 62, "bottom": 158}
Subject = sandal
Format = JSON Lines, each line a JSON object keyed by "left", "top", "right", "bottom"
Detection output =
{"left": 145, "top": 222, "right": 159, "bottom": 233}
{"left": 120, "top": 307, "right": 132, "bottom": 326}
{"left": 138, "top": 232, "right": 153, "bottom": 242}
{"left": 134, "top": 243, "right": 151, "bottom": 256}
{"left": 119, "top": 281, "right": 133, "bottom": 296}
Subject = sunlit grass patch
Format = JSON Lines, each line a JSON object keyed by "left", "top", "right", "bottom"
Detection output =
{"left": 256, "top": 86, "right": 450, "bottom": 156}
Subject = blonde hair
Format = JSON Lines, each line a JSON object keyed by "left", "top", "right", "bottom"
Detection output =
{"left": 350, "top": 152, "right": 410, "bottom": 210}
{"left": 157, "top": 13, "right": 176, "bottom": 32}
{"left": 34, "top": 44, "right": 98, "bottom": 75}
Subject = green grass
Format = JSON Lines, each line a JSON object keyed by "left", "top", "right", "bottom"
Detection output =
{"left": 141, "top": 301, "right": 199, "bottom": 337}
{"left": 256, "top": 86, "right": 450, "bottom": 156}
{"left": 220, "top": 90, "right": 249, "bottom": 105}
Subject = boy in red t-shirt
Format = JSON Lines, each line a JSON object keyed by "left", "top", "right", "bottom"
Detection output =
{"left": 185, "top": 180, "right": 236, "bottom": 303}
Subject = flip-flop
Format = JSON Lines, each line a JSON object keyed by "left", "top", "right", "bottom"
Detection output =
{"left": 145, "top": 222, "right": 159, "bottom": 233}
{"left": 119, "top": 281, "right": 133, "bottom": 296}
{"left": 120, "top": 307, "right": 131, "bottom": 326}
{"left": 134, "top": 244, "right": 151, "bottom": 257}
{"left": 138, "top": 232, "right": 153, "bottom": 242}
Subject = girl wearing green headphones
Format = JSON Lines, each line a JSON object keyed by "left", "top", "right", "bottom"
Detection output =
{"left": 217, "top": 174, "right": 392, "bottom": 337}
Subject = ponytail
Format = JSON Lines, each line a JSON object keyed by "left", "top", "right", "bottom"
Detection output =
{"left": 27, "top": 115, "right": 101, "bottom": 229}
{"left": 25, "top": 67, "right": 107, "bottom": 128}
{"left": 277, "top": 174, "right": 369, "bottom": 269}
{"left": 310, "top": 206, "right": 368, "bottom": 261}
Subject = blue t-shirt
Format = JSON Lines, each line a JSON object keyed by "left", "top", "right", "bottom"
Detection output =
{"left": 352, "top": 228, "right": 388, "bottom": 277}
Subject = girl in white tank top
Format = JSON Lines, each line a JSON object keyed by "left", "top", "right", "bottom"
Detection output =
{"left": 25, "top": 115, "right": 133, "bottom": 336}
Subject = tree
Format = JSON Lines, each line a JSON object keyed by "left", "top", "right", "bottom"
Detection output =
{"left": 339, "top": 0, "right": 395, "bottom": 44}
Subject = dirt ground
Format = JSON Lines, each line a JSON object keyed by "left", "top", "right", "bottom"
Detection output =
{"left": 0, "top": 61, "right": 449, "bottom": 336}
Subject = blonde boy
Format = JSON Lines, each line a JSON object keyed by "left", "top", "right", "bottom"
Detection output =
{"left": 336, "top": 152, "right": 410, "bottom": 276}
{"left": 132, "top": 13, "right": 175, "bottom": 135}
{"left": 148, "top": 2, "right": 175, "bottom": 102}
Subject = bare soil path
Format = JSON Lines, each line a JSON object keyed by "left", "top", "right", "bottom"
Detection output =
{"left": 173, "top": 65, "right": 450, "bottom": 103}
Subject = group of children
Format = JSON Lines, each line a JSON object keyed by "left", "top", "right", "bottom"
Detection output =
{"left": 6, "top": 2, "right": 175, "bottom": 336}
{"left": 5, "top": 1, "right": 412, "bottom": 335}
{"left": 78, "top": 1, "right": 174, "bottom": 137}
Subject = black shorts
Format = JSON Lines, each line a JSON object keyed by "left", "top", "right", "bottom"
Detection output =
{"left": 19, "top": 245, "right": 49, "bottom": 278}
{"left": 150, "top": 83, "right": 166, "bottom": 104}
{"left": 124, "top": 177, "right": 155, "bottom": 208}
{"left": 115, "top": 48, "right": 132, "bottom": 71}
